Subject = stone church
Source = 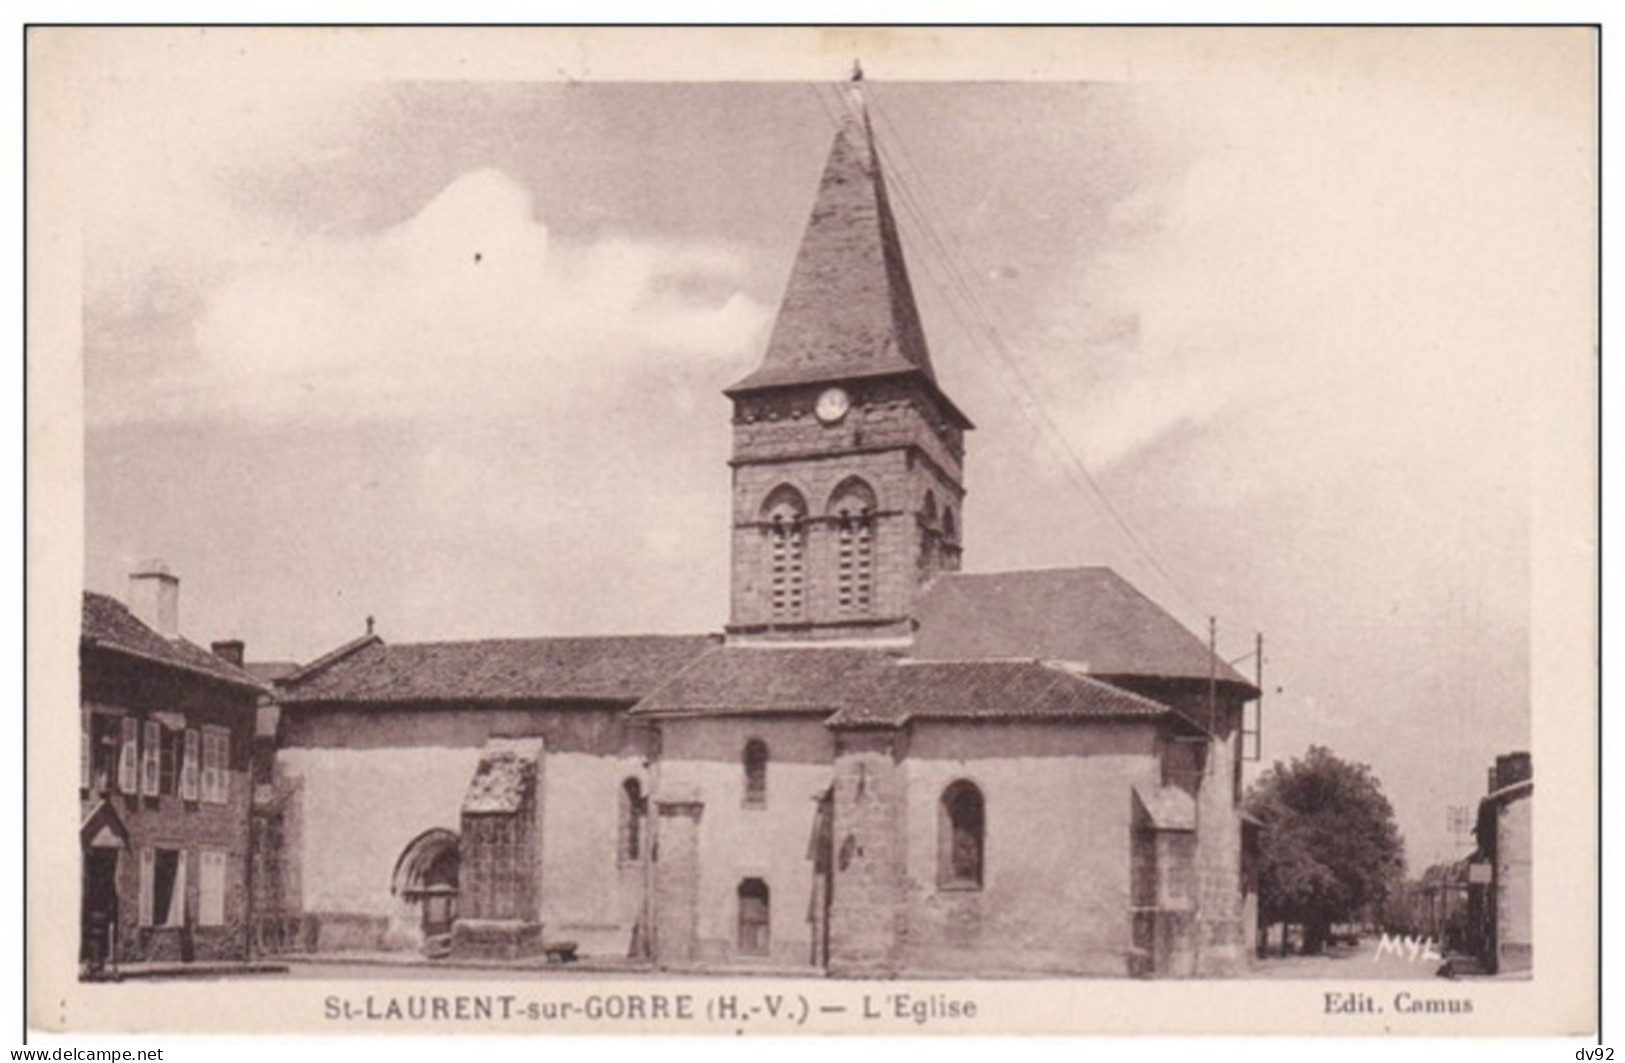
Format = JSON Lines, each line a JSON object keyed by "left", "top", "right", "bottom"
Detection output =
{"left": 260, "top": 94, "right": 1261, "bottom": 978}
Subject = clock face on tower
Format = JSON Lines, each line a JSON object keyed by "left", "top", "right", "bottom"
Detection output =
{"left": 815, "top": 387, "right": 852, "bottom": 424}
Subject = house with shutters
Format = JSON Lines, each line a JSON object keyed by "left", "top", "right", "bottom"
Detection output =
{"left": 259, "top": 88, "right": 1262, "bottom": 977}
{"left": 79, "top": 565, "right": 265, "bottom": 972}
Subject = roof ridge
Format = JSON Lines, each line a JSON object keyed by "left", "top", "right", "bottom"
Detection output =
{"left": 386, "top": 632, "right": 717, "bottom": 649}
{"left": 279, "top": 633, "right": 382, "bottom": 687}
{"left": 940, "top": 564, "right": 1116, "bottom": 581}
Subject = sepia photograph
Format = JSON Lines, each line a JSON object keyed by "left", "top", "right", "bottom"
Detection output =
{"left": 25, "top": 24, "right": 1598, "bottom": 1038}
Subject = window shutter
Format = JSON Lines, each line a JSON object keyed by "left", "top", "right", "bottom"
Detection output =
{"left": 138, "top": 847, "right": 155, "bottom": 927}
{"left": 80, "top": 711, "right": 89, "bottom": 790}
{"left": 199, "top": 851, "right": 226, "bottom": 926}
{"left": 118, "top": 718, "right": 139, "bottom": 794}
{"left": 141, "top": 721, "right": 161, "bottom": 796}
{"left": 181, "top": 729, "right": 200, "bottom": 801}
{"left": 167, "top": 851, "right": 188, "bottom": 927}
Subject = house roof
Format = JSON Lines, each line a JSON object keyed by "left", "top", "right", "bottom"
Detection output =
{"left": 911, "top": 568, "right": 1257, "bottom": 693}
{"left": 81, "top": 592, "right": 265, "bottom": 692}
{"left": 827, "top": 658, "right": 1172, "bottom": 728}
{"left": 631, "top": 645, "right": 903, "bottom": 717}
{"left": 276, "top": 633, "right": 719, "bottom": 705}
{"left": 635, "top": 644, "right": 1171, "bottom": 728}
{"left": 725, "top": 93, "right": 969, "bottom": 431}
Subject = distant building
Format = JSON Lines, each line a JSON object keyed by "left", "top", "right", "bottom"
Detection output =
{"left": 79, "top": 564, "right": 265, "bottom": 973}
{"left": 258, "top": 89, "right": 1262, "bottom": 978}
{"left": 1468, "top": 752, "right": 1532, "bottom": 974}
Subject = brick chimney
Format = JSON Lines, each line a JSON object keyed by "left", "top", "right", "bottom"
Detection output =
{"left": 1493, "top": 752, "right": 1532, "bottom": 790}
{"left": 211, "top": 639, "right": 245, "bottom": 668}
{"left": 128, "top": 559, "right": 179, "bottom": 638}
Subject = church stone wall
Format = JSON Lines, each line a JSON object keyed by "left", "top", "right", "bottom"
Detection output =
{"left": 731, "top": 382, "right": 964, "bottom": 482}
{"left": 274, "top": 744, "right": 479, "bottom": 949}
{"left": 652, "top": 715, "right": 833, "bottom": 968}
{"left": 729, "top": 383, "right": 964, "bottom": 637}
{"left": 539, "top": 751, "right": 648, "bottom": 956}
{"left": 274, "top": 704, "right": 647, "bottom": 956}
{"left": 827, "top": 730, "right": 907, "bottom": 976}
{"left": 896, "top": 720, "right": 1164, "bottom": 976}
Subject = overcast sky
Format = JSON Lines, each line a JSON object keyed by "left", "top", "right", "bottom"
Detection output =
{"left": 64, "top": 29, "right": 1593, "bottom": 870}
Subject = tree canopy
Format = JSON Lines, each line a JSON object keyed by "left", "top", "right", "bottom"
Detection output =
{"left": 1246, "top": 745, "right": 1406, "bottom": 951}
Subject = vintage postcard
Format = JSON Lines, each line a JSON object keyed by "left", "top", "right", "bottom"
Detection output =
{"left": 25, "top": 25, "right": 1598, "bottom": 1039}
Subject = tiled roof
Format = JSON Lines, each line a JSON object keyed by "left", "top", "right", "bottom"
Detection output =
{"left": 912, "top": 568, "right": 1257, "bottom": 692}
{"left": 635, "top": 644, "right": 1170, "bottom": 728}
{"left": 81, "top": 592, "right": 265, "bottom": 691}
{"left": 631, "top": 645, "right": 903, "bottom": 717}
{"left": 827, "top": 658, "right": 1171, "bottom": 728}
{"left": 277, "top": 633, "right": 719, "bottom": 705}
{"left": 727, "top": 101, "right": 964, "bottom": 429}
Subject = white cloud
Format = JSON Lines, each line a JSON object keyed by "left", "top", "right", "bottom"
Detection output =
{"left": 91, "top": 167, "right": 773, "bottom": 427}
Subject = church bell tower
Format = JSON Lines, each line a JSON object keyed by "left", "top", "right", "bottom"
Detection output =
{"left": 725, "top": 88, "right": 972, "bottom": 642}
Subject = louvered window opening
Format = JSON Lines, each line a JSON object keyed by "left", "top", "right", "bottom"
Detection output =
{"left": 769, "top": 518, "right": 805, "bottom": 619}
{"left": 836, "top": 514, "right": 874, "bottom": 613}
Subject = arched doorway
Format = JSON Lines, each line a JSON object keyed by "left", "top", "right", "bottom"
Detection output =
{"left": 391, "top": 829, "right": 459, "bottom": 952}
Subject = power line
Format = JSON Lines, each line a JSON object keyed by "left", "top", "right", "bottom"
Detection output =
{"left": 803, "top": 82, "right": 1260, "bottom": 647}
{"left": 864, "top": 87, "right": 1228, "bottom": 633}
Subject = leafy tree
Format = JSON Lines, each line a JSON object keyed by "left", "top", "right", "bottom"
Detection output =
{"left": 1246, "top": 745, "right": 1406, "bottom": 953}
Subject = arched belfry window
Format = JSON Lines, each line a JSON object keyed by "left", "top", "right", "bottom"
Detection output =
{"left": 828, "top": 478, "right": 878, "bottom": 614}
{"left": 619, "top": 778, "right": 646, "bottom": 863}
{"left": 919, "top": 490, "right": 941, "bottom": 577}
{"left": 760, "top": 485, "right": 807, "bottom": 620}
{"left": 938, "top": 780, "right": 985, "bottom": 889}
{"left": 743, "top": 738, "right": 769, "bottom": 808}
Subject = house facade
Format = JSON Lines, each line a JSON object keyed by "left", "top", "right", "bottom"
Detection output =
{"left": 258, "top": 91, "right": 1261, "bottom": 977}
{"left": 1468, "top": 752, "right": 1532, "bottom": 975}
{"left": 79, "top": 565, "right": 264, "bottom": 972}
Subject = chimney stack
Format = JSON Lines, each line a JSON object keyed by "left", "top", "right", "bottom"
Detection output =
{"left": 211, "top": 639, "right": 245, "bottom": 668}
{"left": 1493, "top": 751, "right": 1532, "bottom": 790}
{"left": 128, "top": 559, "right": 179, "bottom": 638}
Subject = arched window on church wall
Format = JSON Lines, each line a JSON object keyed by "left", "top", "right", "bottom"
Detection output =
{"left": 938, "top": 780, "right": 985, "bottom": 889}
{"left": 743, "top": 738, "right": 769, "bottom": 808}
{"left": 619, "top": 777, "right": 645, "bottom": 863}
{"left": 828, "top": 478, "right": 878, "bottom": 615}
{"left": 760, "top": 485, "right": 807, "bottom": 621}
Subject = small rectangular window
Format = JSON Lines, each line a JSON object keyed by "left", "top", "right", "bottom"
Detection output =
{"left": 118, "top": 718, "right": 139, "bottom": 794}
{"left": 141, "top": 721, "right": 161, "bottom": 797}
{"left": 181, "top": 729, "right": 200, "bottom": 802}
{"left": 90, "top": 714, "right": 121, "bottom": 792}
{"left": 159, "top": 726, "right": 181, "bottom": 796}
{"left": 203, "top": 729, "right": 229, "bottom": 804}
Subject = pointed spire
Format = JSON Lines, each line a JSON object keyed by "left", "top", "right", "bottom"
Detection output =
{"left": 727, "top": 82, "right": 938, "bottom": 395}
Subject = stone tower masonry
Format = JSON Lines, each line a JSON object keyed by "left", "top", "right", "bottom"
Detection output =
{"left": 724, "top": 89, "right": 973, "bottom": 643}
